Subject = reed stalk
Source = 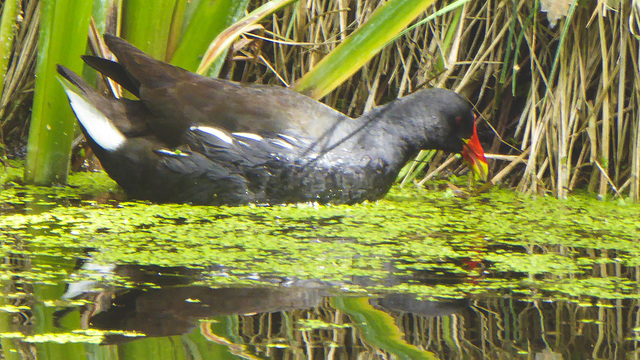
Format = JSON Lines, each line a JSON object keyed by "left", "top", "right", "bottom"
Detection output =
{"left": 4, "top": 0, "right": 640, "bottom": 200}
{"left": 0, "top": 0, "right": 19, "bottom": 98}
{"left": 0, "top": 0, "right": 19, "bottom": 155}
{"left": 24, "top": 0, "right": 92, "bottom": 185}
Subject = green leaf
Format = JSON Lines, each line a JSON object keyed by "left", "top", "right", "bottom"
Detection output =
{"left": 120, "top": 0, "right": 178, "bottom": 60}
{"left": 292, "top": 0, "right": 436, "bottom": 99}
{"left": 194, "top": 0, "right": 296, "bottom": 76}
{"left": 0, "top": 0, "right": 19, "bottom": 97}
{"left": 24, "top": 0, "right": 93, "bottom": 185}
{"left": 170, "top": 0, "right": 251, "bottom": 73}
{"left": 331, "top": 297, "right": 437, "bottom": 360}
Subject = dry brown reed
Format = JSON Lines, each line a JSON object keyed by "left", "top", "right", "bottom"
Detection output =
{"left": 3, "top": 0, "right": 639, "bottom": 201}
{"left": 233, "top": 0, "right": 640, "bottom": 200}
{"left": 0, "top": 0, "right": 39, "bottom": 153}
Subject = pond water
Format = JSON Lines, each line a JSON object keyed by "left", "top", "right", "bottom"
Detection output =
{"left": 1, "top": 162, "right": 640, "bottom": 359}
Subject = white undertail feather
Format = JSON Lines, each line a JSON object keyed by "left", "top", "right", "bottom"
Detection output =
{"left": 64, "top": 90, "right": 126, "bottom": 152}
{"left": 62, "top": 262, "right": 116, "bottom": 300}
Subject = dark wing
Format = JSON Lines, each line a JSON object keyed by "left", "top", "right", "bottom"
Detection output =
{"left": 95, "top": 135, "right": 254, "bottom": 205}
{"left": 184, "top": 125, "right": 391, "bottom": 205}
{"left": 154, "top": 149, "right": 253, "bottom": 205}
{"left": 185, "top": 125, "right": 315, "bottom": 199}
{"left": 84, "top": 34, "right": 349, "bottom": 144}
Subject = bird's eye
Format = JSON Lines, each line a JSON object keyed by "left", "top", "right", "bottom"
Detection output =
{"left": 455, "top": 116, "right": 462, "bottom": 125}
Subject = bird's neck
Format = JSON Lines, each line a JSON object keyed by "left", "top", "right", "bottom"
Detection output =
{"left": 349, "top": 102, "right": 437, "bottom": 164}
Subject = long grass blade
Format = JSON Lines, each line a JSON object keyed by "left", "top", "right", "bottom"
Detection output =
{"left": 0, "top": 0, "right": 19, "bottom": 98}
{"left": 171, "top": 0, "right": 251, "bottom": 73}
{"left": 194, "top": 0, "right": 296, "bottom": 75}
{"left": 24, "top": 0, "right": 92, "bottom": 185}
{"left": 292, "top": 0, "right": 436, "bottom": 99}
{"left": 120, "top": 0, "right": 177, "bottom": 59}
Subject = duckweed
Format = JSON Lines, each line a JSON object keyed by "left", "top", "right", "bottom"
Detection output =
{"left": 1, "top": 162, "right": 640, "bottom": 300}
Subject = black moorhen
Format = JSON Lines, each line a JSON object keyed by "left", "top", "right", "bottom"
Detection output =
{"left": 57, "top": 34, "right": 488, "bottom": 205}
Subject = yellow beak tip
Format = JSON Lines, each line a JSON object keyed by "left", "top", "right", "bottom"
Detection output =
{"left": 472, "top": 161, "right": 489, "bottom": 182}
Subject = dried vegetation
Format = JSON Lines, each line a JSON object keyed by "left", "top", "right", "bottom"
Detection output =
{"left": 2, "top": 0, "right": 639, "bottom": 200}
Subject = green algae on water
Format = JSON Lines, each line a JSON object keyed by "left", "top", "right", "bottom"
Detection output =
{"left": 2, "top": 162, "right": 640, "bottom": 300}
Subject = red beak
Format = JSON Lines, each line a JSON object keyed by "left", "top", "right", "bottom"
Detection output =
{"left": 462, "top": 122, "right": 488, "bottom": 181}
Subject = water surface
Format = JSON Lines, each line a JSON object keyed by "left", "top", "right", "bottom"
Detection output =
{"left": 1, "top": 162, "right": 639, "bottom": 359}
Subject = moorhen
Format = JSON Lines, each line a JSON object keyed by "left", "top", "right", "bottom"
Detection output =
{"left": 57, "top": 34, "right": 488, "bottom": 205}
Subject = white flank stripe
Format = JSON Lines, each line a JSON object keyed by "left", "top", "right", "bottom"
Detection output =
{"left": 272, "top": 139, "right": 294, "bottom": 150}
{"left": 156, "top": 149, "right": 189, "bottom": 157}
{"left": 66, "top": 91, "right": 125, "bottom": 151}
{"left": 191, "top": 126, "right": 233, "bottom": 144}
{"left": 278, "top": 134, "right": 298, "bottom": 143}
{"left": 233, "top": 132, "right": 263, "bottom": 141}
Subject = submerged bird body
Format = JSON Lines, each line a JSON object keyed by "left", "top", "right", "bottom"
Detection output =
{"left": 58, "top": 34, "right": 487, "bottom": 205}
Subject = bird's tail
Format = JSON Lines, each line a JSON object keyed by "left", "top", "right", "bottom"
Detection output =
{"left": 57, "top": 65, "right": 126, "bottom": 153}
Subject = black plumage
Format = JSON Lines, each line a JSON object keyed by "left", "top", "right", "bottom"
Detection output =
{"left": 58, "top": 34, "right": 487, "bottom": 205}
